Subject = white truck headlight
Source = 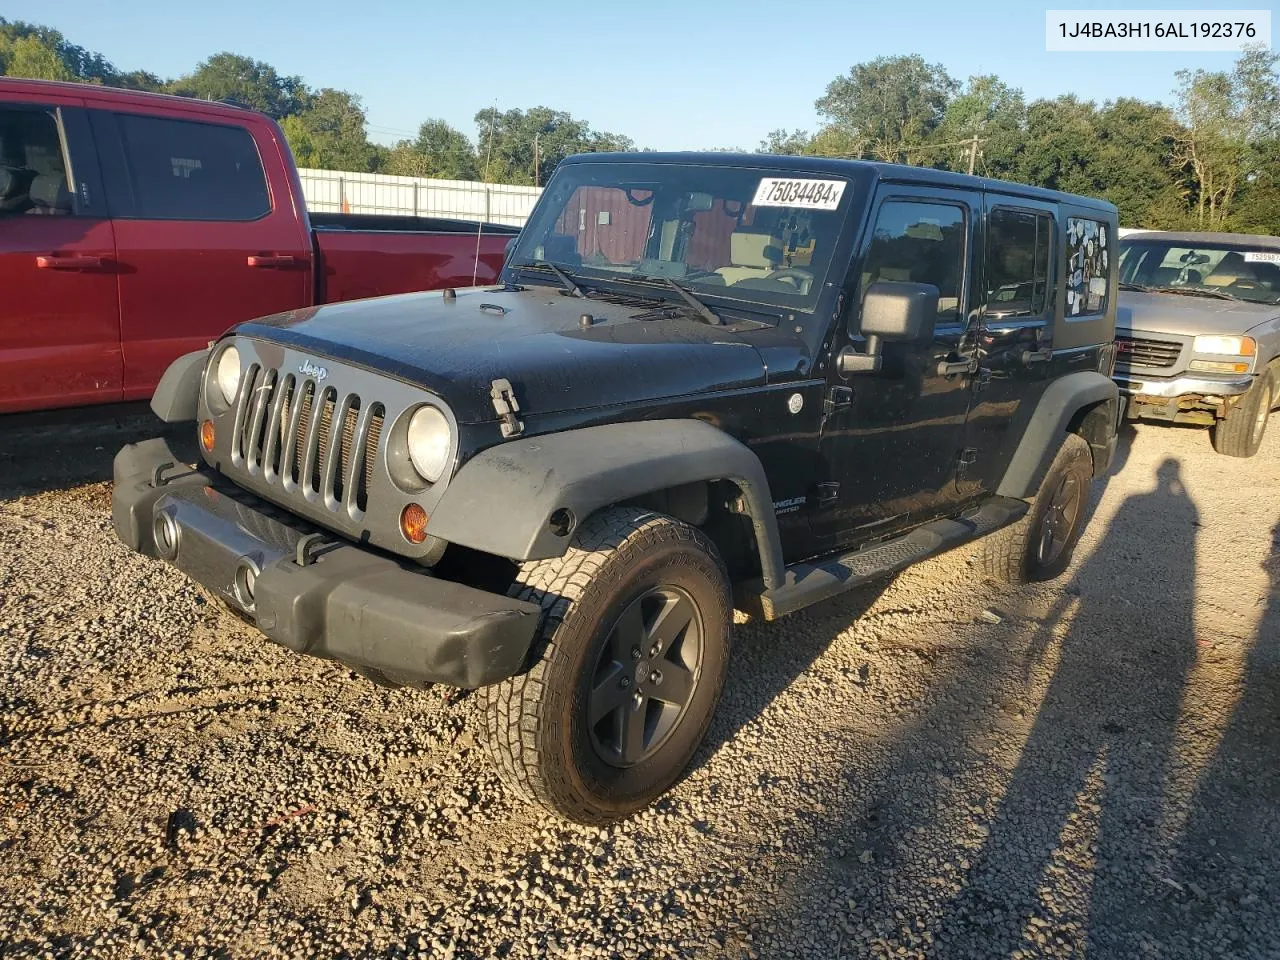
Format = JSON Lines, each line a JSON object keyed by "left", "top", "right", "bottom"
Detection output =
{"left": 216, "top": 346, "right": 242, "bottom": 404}
{"left": 1193, "top": 335, "right": 1256, "bottom": 358}
{"left": 406, "top": 405, "right": 452, "bottom": 482}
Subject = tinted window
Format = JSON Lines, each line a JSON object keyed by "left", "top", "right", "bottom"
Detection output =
{"left": 115, "top": 114, "right": 269, "bottom": 221}
{"left": 0, "top": 107, "right": 73, "bottom": 217}
{"left": 1066, "top": 218, "right": 1110, "bottom": 316}
{"left": 862, "top": 201, "right": 966, "bottom": 321}
{"left": 985, "top": 208, "right": 1051, "bottom": 317}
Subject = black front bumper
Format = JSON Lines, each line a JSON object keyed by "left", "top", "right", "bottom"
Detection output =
{"left": 112, "top": 438, "right": 542, "bottom": 688}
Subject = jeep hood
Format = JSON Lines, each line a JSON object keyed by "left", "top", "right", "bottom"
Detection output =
{"left": 1117, "top": 290, "right": 1279, "bottom": 338}
{"left": 235, "top": 287, "right": 767, "bottom": 423}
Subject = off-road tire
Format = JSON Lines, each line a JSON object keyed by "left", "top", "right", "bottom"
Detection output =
{"left": 480, "top": 506, "right": 732, "bottom": 824}
{"left": 1210, "top": 371, "right": 1273, "bottom": 459}
{"left": 981, "top": 433, "right": 1093, "bottom": 584}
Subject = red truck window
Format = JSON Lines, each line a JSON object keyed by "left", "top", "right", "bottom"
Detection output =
{"left": 0, "top": 107, "right": 74, "bottom": 217}
{"left": 113, "top": 114, "right": 270, "bottom": 221}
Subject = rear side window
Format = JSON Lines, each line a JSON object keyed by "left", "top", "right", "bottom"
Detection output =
{"left": 114, "top": 114, "right": 270, "bottom": 221}
{"left": 862, "top": 200, "right": 967, "bottom": 322}
{"left": 1066, "top": 217, "right": 1110, "bottom": 316}
{"left": 0, "top": 107, "right": 73, "bottom": 217}
{"left": 985, "top": 208, "right": 1051, "bottom": 317}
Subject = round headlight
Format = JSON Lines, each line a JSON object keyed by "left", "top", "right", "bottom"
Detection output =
{"left": 216, "top": 346, "right": 241, "bottom": 404}
{"left": 406, "top": 405, "right": 452, "bottom": 483}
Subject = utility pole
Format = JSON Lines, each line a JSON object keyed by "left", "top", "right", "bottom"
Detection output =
{"left": 967, "top": 136, "right": 980, "bottom": 176}
{"left": 534, "top": 132, "right": 541, "bottom": 188}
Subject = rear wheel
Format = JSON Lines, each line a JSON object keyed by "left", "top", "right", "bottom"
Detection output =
{"left": 981, "top": 433, "right": 1093, "bottom": 584}
{"left": 1211, "top": 372, "right": 1273, "bottom": 458}
{"left": 480, "top": 507, "right": 731, "bottom": 824}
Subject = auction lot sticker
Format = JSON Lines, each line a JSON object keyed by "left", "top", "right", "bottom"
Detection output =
{"left": 1046, "top": 9, "right": 1271, "bottom": 51}
{"left": 753, "top": 178, "right": 846, "bottom": 210}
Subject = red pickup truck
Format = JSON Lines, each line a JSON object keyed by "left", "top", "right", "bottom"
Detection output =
{"left": 0, "top": 78, "right": 518, "bottom": 414}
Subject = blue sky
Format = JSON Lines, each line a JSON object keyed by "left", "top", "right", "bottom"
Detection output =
{"left": 8, "top": 0, "right": 1251, "bottom": 150}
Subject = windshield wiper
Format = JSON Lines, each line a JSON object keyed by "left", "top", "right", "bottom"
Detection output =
{"left": 1150, "top": 285, "right": 1241, "bottom": 301}
{"left": 1119, "top": 281, "right": 1150, "bottom": 291}
{"left": 517, "top": 259, "right": 585, "bottom": 298}
{"left": 659, "top": 277, "right": 722, "bottom": 326}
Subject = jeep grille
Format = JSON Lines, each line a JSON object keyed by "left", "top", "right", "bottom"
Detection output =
{"left": 204, "top": 338, "right": 457, "bottom": 561}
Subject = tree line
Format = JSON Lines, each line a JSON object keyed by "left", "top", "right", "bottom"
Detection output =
{"left": 0, "top": 18, "right": 632, "bottom": 187}
{"left": 3, "top": 17, "right": 1278, "bottom": 233}
{"left": 766, "top": 50, "right": 1280, "bottom": 234}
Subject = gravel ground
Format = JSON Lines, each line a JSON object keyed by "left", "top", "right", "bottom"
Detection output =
{"left": 1, "top": 413, "right": 1278, "bottom": 959}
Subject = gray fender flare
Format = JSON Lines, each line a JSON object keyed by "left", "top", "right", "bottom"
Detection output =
{"left": 997, "top": 370, "right": 1119, "bottom": 500}
{"left": 150, "top": 349, "right": 209, "bottom": 422}
{"left": 427, "top": 419, "right": 786, "bottom": 590}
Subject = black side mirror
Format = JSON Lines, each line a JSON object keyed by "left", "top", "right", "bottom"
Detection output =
{"left": 839, "top": 281, "right": 940, "bottom": 374}
{"left": 504, "top": 237, "right": 518, "bottom": 262}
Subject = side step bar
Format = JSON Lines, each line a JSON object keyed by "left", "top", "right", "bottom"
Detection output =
{"left": 735, "top": 497, "right": 1029, "bottom": 621}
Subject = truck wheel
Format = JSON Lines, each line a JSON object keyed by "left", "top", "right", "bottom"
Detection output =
{"left": 981, "top": 433, "right": 1093, "bottom": 584}
{"left": 1210, "top": 372, "right": 1273, "bottom": 458}
{"left": 481, "top": 506, "right": 731, "bottom": 824}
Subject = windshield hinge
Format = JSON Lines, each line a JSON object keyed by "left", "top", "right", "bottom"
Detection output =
{"left": 490, "top": 378, "right": 525, "bottom": 438}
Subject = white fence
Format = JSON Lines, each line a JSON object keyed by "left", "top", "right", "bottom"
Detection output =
{"left": 297, "top": 168, "right": 542, "bottom": 227}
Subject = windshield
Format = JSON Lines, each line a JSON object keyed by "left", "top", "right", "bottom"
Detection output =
{"left": 509, "top": 161, "right": 855, "bottom": 313}
{"left": 1119, "top": 239, "right": 1280, "bottom": 304}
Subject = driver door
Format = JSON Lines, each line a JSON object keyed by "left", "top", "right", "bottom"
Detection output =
{"left": 809, "top": 187, "right": 981, "bottom": 550}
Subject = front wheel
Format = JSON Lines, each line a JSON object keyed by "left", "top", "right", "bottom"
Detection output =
{"left": 981, "top": 433, "right": 1093, "bottom": 584}
{"left": 480, "top": 507, "right": 731, "bottom": 824}
{"left": 1211, "top": 372, "right": 1273, "bottom": 458}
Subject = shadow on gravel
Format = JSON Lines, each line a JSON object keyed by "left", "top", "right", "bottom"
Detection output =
{"left": 729, "top": 445, "right": 1201, "bottom": 958}
{"left": 1167, "top": 518, "right": 1280, "bottom": 955}
{"left": 921, "top": 458, "right": 1200, "bottom": 956}
{"left": 0, "top": 406, "right": 193, "bottom": 500}
{"left": 699, "top": 429, "right": 1138, "bottom": 780}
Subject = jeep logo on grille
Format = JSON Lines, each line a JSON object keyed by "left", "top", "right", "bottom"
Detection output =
{"left": 298, "top": 359, "right": 328, "bottom": 381}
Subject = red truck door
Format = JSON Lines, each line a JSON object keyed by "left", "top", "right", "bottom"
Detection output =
{"left": 88, "top": 107, "right": 312, "bottom": 399}
{"left": 0, "top": 99, "right": 121, "bottom": 414}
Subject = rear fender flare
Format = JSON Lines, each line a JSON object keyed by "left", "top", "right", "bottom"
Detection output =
{"left": 998, "top": 371, "right": 1119, "bottom": 499}
{"left": 427, "top": 419, "right": 786, "bottom": 590}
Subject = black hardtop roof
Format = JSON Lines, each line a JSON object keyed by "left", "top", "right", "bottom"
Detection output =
{"left": 561, "top": 151, "right": 1117, "bottom": 215}
{"left": 1121, "top": 230, "right": 1280, "bottom": 249}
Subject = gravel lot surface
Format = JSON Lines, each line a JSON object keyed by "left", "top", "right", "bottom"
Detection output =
{"left": 1, "top": 413, "right": 1278, "bottom": 959}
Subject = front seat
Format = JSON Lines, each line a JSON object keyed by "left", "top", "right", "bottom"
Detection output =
{"left": 716, "top": 231, "right": 780, "bottom": 285}
{"left": 26, "top": 173, "right": 71, "bottom": 215}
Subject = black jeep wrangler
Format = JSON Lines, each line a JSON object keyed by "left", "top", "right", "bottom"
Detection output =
{"left": 113, "top": 153, "right": 1120, "bottom": 824}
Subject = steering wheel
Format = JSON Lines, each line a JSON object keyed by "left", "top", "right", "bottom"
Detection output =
{"left": 766, "top": 268, "right": 814, "bottom": 293}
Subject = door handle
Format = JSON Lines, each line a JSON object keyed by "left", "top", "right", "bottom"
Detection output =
{"left": 246, "top": 254, "right": 298, "bottom": 268}
{"left": 1021, "top": 348, "right": 1054, "bottom": 364}
{"left": 36, "top": 255, "right": 103, "bottom": 270}
{"left": 937, "top": 357, "right": 979, "bottom": 377}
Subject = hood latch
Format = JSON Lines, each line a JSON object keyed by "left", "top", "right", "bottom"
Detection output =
{"left": 490, "top": 378, "right": 525, "bottom": 438}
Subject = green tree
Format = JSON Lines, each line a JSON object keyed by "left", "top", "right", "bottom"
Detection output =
{"left": 932, "top": 75, "right": 1025, "bottom": 174}
{"left": 1173, "top": 47, "right": 1280, "bottom": 229}
{"left": 0, "top": 17, "right": 164, "bottom": 89}
{"left": 280, "top": 89, "right": 375, "bottom": 172}
{"left": 758, "top": 128, "right": 813, "bottom": 155}
{"left": 168, "top": 53, "right": 309, "bottom": 119}
{"left": 382, "top": 119, "right": 479, "bottom": 180}
{"left": 815, "top": 54, "right": 957, "bottom": 164}
{"left": 0, "top": 33, "right": 73, "bottom": 81}
{"left": 474, "top": 106, "right": 634, "bottom": 185}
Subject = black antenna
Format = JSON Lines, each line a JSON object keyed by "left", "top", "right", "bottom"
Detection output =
{"left": 472, "top": 102, "right": 500, "bottom": 287}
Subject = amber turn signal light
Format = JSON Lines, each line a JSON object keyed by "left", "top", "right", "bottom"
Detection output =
{"left": 400, "top": 503, "right": 429, "bottom": 544}
{"left": 199, "top": 419, "right": 215, "bottom": 452}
